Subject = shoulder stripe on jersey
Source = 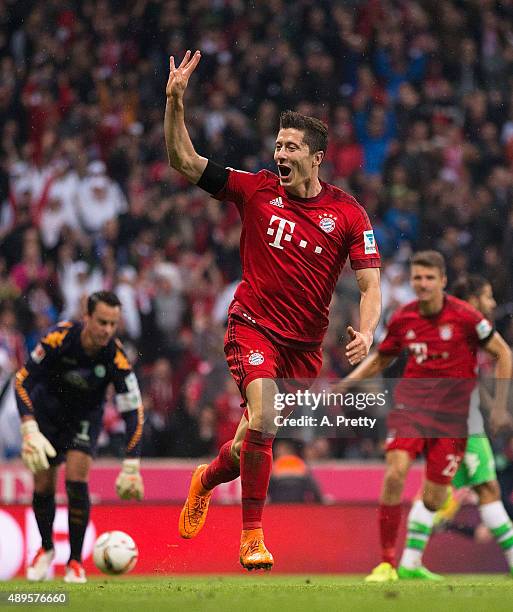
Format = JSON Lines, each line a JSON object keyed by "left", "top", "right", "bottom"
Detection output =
{"left": 41, "top": 328, "right": 70, "bottom": 349}
{"left": 114, "top": 349, "right": 131, "bottom": 371}
{"left": 126, "top": 404, "right": 144, "bottom": 453}
{"left": 15, "top": 367, "right": 33, "bottom": 411}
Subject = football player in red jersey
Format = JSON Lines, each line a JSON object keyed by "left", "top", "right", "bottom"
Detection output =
{"left": 164, "top": 50, "right": 382, "bottom": 570}
{"left": 339, "top": 251, "right": 512, "bottom": 582}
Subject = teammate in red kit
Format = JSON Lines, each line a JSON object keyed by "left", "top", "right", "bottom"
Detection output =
{"left": 339, "top": 251, "right": 511, "bottom": 581}
{"left": 164, "top": 50, "right": 381, "bottom": 570}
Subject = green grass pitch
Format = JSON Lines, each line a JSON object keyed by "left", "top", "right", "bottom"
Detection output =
{"left": 1, "top": 576, "right": 513, "bottom": 612}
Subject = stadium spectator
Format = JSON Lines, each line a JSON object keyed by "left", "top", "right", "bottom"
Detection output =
{"left": 75, "top": 161, "right": 128, "bottom": 234}
{"left": 0, "top": 345, "right": 21, "bottom": 460}
{"left": 268, "top": 440, "right": 323, "bottom": 504}
{"left": 149, "top": 355, "right": 175, "bottom": 402}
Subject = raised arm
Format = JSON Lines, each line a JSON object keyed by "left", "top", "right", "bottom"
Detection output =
{"left": 345, "top": 267, "right": 382, "bottom": 365}
{"left": 164, "top": 50, "right": 208, "bottom": 183}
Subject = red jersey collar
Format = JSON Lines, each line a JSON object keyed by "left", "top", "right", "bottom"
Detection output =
{"left": 281, "top": 180, "right": 327, "bottom": 206}
{"left": 417, "top": 294, "right": 447, "bottom": 319}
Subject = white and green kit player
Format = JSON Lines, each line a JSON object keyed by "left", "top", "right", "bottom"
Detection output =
{"left": 435, "top": 275, "right": 513, "bottom": 576}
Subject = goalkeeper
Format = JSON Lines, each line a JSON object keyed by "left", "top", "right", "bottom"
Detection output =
{"left": 15, "top": 291, "right": 145, "bottom": 584}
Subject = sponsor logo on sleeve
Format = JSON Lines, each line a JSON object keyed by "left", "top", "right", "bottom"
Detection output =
{"left": 363, "top": 230, "right": 377, "bottom": 254}
{"left": 30, "top": 344, "right": 46, "bottom": 364}
{"left": 475, "top": 319, "right": 492, "bottom": 340}
{"left": 125, "top": 371, "right": 140, "bottom": 392}
{"left": 116, "top": 372, "right": 142, "bottom": 412}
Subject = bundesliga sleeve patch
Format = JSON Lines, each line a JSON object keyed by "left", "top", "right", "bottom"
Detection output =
{"left": 363, "top": 230, "right": 377, "bottom": 254}
{"left": 116, "top": 372, "right": 142, "bottom": 412}
{"left": 475, "top": 318, "right": 493, "bottom": 340}
{"left": 30, "top": 344, "right": 46, "bottom": 364}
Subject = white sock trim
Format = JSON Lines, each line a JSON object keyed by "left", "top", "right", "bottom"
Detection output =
{"left": 479, "top": 500, "right": 511, "bottom": 530}
{"left": 409, "top": 499, "right": 436, "bottom": 527}
{"left": 479, "top": 500, "right": 513, "bottom": 569}
{"left": 399, "top": 500, "right": 436, "bottom": 569}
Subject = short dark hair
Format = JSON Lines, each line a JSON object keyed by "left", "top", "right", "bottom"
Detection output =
{"left": 410, "top": 250, "right": 446, "bottom": 276}
{"left": 451, "top": 274, "right": 489, "bottom": 301}
{"left": 87, "top": 291, "right": 121, "bottom": 315}
{"left": 279, "top": 110, "right": 328, "bottom": 154}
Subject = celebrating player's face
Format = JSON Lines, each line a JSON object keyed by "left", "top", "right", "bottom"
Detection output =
{"left": 84, "top": 302, "right": 121, "bottom": 349}
{"left": 410, "top": 265, "right": 446, "bottom": 304}
{"left": 274, "top": 128, "right": 322, "bottom": 195}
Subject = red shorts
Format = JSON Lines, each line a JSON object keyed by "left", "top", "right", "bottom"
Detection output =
{"left": 224, "top": 315, "right": 322, "bottom": 399}
{"left": 386, "top": 436, "right": 467, "bottom": 485}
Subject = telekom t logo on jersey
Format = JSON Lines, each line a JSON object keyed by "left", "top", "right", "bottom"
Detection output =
{"left": 267, "top": 215, "right": 295, "bottom": 250}
{"left": 266, "top": 215, "right": 323, "bottom": 254}
{"left": 409, "top": 342, "right": 428, "bottom": 364}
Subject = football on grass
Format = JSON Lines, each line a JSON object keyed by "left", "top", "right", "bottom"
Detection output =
{"left": 93, "top": 531, "right": 138, "bottom": 575}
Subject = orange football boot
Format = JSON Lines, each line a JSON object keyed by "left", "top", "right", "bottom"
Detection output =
{"left": 179, "top": 464, "right": 213, "bottom": 538}
{"left": 239, "top": 528, "right": 274, "bottom": 571}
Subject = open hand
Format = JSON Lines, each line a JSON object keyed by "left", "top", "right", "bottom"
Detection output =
{"left": 345, "top": 326, "right": 372, "bottom": 366}
{"left": 115, "top": 458, "right": 144, "bottom": 501}
{"left": 21, "top": 420, "right": 57, "bottom": 473}
{"left": 166, "top": 50, "right": 201, "bottom": 100}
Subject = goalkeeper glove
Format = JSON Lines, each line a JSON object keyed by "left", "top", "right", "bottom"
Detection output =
{"left": 115, "top": 458, "right": 144, "bottom": 500}
{"left": 20, "top": 419, "right": 57, "bottom": 473}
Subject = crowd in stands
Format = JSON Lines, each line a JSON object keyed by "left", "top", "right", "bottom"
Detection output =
{"left": 1, "top": 0, "right": 513, "bottom": 462}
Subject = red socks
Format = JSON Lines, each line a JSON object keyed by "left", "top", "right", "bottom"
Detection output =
{"left": 201, "top": 440, "right": 240, "bottom": 490}
{"left": 199, "top": 431, "right": 274, "bottom": 530}
{"left": 240, "top": 429, "right": 274, "bottom": 530}
{"left": 379, "top": 503, "right": 402, "bottom": 566}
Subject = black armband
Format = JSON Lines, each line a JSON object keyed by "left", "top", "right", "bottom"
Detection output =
{"left": 479, "top": 327, "right": 495, "bottom": 346}
{"left": 197, "top": 160, "right": 229, "bottom": 195}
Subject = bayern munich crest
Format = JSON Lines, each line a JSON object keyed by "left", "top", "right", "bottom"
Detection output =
{"left": 439, "top": 324, "right": 453, "bottom": 341}
{"left": 318, "top": 213, "right": 337, "bottom": 233}
{"left": 248, "top": 350, "right": 265, "bottom": 366}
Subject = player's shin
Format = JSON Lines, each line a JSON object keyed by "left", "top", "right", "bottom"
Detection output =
{"left": 33, "top": 492, "right": 56, "bottom": 551}
{"left": 240, "top": 428, "right": 274, "bottom": 530}
{"left": 66, "top": 481, "right": 90, "bottom": 562}
{"left": 379, "top": 503, "right": 402, "bottom": 566}
{"left": 479, "top": 501, "right": 513, "bottom": 572}
{"left": 202, "top": 440, "right": 240, "bottom": 490}
{"left": 399, "top": 500, "right": 435, "bottom": 569}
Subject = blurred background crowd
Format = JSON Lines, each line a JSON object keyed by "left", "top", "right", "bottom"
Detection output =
{"left": 1, "top": 0, "right": 513, "bottom": 464}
